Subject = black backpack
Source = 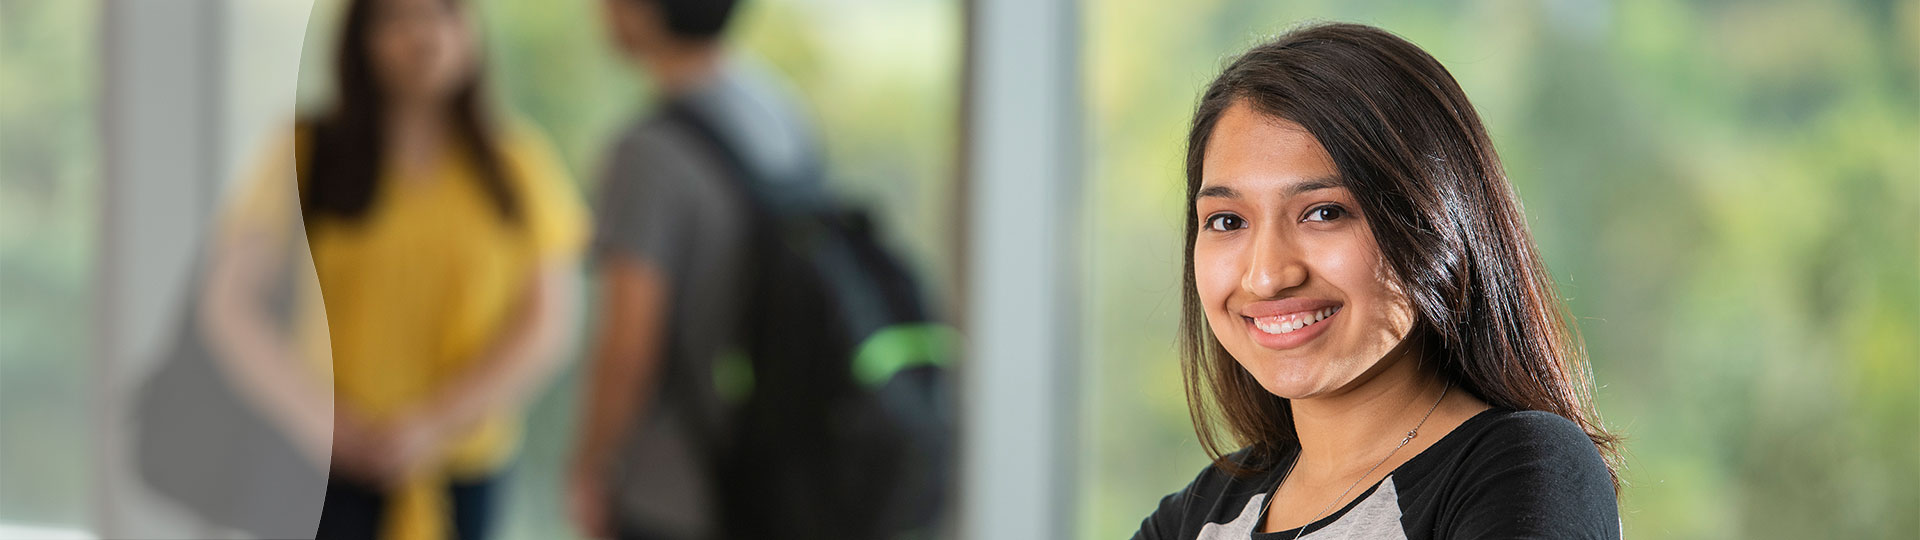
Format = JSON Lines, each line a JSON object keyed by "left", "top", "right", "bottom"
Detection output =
{"left": 660, "top": 101, "right": 956, "bottom": 540}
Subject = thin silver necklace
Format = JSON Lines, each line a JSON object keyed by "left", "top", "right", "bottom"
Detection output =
{"left": 1268, "top": 381, "right": 1451, "bottom": 539}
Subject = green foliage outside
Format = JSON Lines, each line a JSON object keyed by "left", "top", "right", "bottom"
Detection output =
{"left": 0, "top": 0, "right": 99, "bottom": 527}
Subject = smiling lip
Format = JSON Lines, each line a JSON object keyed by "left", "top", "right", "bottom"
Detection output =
{"left": 1240, "top": 298, "right": 1343, "bottom": 350}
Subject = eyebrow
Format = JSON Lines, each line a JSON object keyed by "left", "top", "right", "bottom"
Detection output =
{"left": 1196, "top": 177, "right": 1342, "bottom": 200}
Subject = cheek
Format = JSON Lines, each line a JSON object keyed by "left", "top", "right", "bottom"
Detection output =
{"left": 435, "top": 25, "right": 476, "bottom": 75}
{"left": 1192, "top": 240, "right": 1244, "bottom": 328}
{"left": 1309, "top": 234, "right": 1376, "bottom": 295}
{"left": 371, "top": 26, "right": 429, "bottom": 86}
{"left": 370, "top": 32, "right": 408, "bottom": 74}
{"left": 1313, "top": 231, "right": 1416, "bottom": 342}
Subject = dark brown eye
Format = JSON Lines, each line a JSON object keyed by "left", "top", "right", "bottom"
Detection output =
{"left": 1204, "top": 214, "right": 1247, "bottom": 232}
{"left": 1303, "top": 205, "right": 1348, "bottom": 223}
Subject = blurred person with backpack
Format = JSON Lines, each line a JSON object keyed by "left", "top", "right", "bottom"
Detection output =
{"left": 569, "top": 1, "right": 953, "bottom": 539}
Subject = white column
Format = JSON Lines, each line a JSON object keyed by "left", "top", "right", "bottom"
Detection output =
{"left": 97, "top": 1, "right": 315, "bottom": 537}
{"left": 96, "top": 1, "right": 230, "bottom": 537}
{"left": 957, "top": 0, "right": 1083, "bottom": 538}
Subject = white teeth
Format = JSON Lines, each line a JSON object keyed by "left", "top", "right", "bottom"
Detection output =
{"left": 1252, "top": 306, "right": 1341, "bottom": 335}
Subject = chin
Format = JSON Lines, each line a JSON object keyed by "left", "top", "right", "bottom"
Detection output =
{"left": 1258, "top": 375, "right": 1335, "bottom": 401}
{"left": 1235, "top": 348, "right": 1334, "bottom": 400}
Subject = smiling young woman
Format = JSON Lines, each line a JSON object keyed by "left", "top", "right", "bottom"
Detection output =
{"left": 1133, "top": 23, "right": 1622, "bottom": 539}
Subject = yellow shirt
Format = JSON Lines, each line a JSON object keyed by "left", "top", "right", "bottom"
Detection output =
{"left": 222, "top": 120, "right": 587, "bottom": 539}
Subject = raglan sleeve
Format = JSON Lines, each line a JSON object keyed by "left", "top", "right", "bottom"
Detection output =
{"left": 1134, "top": 459, "right": 1232, "bottom": 540}
{"left": 1445, "top": 412, "right": 1620, "bottom": 539}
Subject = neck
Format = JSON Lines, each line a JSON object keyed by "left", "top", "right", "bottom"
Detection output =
{"left": 1288, "top": 344, "right": 1449, "bottom": 479}
{"left": 643, "top": 42, "right": 724, "bottom": 96}
{"left": 384, "top": 100, "right": 450, "bottom": 172}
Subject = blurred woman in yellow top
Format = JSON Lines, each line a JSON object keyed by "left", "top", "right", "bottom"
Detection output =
{"left": 200, "top": 0, "right": 587, "bottom": 538}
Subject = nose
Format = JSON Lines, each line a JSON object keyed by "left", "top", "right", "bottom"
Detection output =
{"left": 1241, "top": 226, "right": 1306, "bottom": 298}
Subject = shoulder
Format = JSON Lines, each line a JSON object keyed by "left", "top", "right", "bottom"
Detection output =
{"left": 1456, "top": 409, "right": 1608, "bottom": 472}
{"left": 489, "top": 117, "right": 589, "bottom": 255}
{"left": 1175, "top": 447, "right": 1263, "bottom": 498}
{"left": 1183, "top": 446, "right": 1287, "bottom": 500}
{"left": 489, "top": 116, "right": 576, "bottom": 192}
{"left": 1436, "top": 409, "right": 1619, "bottom": 539}
{"left": 218, "top": 121, "right": 306, "bottom": 246}
{"left": 494, "top": 115, "right": 550, "bottom": 153}
{"left": 1134, "top": 447, "right": 1285, "bottom": 540}
{"left": 625, "top": 114, "right": 702, "bottom": 152}
{"left": 1472, "top": 408, "right": 1594, "bottom": 443}
{"left": 601, "top": 113, "right": 730, "bottom": 185}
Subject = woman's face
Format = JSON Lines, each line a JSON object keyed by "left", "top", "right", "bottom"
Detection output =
{"left": 367, "top": 0, "right": 477, "bottom": 105}
{"left": 1193, "top": 101, "right": 1418, "bottom": 400}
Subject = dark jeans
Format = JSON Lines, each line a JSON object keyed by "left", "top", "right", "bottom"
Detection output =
{"left": 313, "top": 471, "right": 503, "bottom": 540}
{"left": 617, "top": 526, "right": 689, "bottom": 540}
{"left": 616, "top": 530, "right": 674, "bottom": 540}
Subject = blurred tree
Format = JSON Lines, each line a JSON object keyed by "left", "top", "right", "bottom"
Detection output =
{"left": 0, "top": 0, "right": 98, "bottom": 527}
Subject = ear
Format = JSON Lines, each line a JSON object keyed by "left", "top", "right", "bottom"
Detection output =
{"left": 599, "top": 0, "right": 638, "bottom": 56}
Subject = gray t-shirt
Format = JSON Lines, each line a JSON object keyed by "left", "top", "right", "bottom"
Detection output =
{"left": 591, "top": 59, "right": 820, "bottom": 538}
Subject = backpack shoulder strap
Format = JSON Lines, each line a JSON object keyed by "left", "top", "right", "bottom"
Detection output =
{"left": 660, "top": 100, "right": 756, "bottom": 189}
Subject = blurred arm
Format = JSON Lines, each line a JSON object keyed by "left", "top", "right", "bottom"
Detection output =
{"left": 564, "top": 256, "right": 670, "bottom": 539}
{"left": 569, "top": 256, "right": 671, "bottom": 473}
{"left": 199, "top": 229, "right": 336, "bottom": 467}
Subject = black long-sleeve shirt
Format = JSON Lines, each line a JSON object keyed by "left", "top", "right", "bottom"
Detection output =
{"left": 1133, "top": 409, "right": 1619, "bottom": 539}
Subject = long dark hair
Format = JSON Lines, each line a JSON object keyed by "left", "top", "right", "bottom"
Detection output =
{"left": 299, "top": 0, "right": 518, "bottom": 224}
{"left": 1179, "top": 22, "right": 1621, "bottom": 489}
